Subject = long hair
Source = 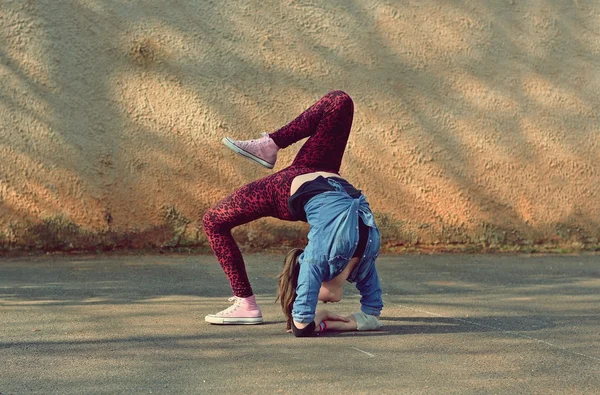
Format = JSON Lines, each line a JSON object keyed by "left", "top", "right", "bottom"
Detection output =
{"left": 276, "top": 248, "right": 303, "bottom": 331}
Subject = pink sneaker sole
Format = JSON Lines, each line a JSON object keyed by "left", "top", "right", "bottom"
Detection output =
{"left": 222, "top": 137, "right": 275, "bottom": 169}
{"left": 205, "top": 315, "right": 263, "bottom": 325}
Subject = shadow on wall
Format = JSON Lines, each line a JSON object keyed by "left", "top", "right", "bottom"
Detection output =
{"left": 0, "top": 0, "right": 598, "bottom": 253}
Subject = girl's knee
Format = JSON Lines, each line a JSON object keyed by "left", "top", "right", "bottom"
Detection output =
{"left": 328, "top": 90, "right": 353, "bottom": 108}
{"left": 329, "top": 91, "right": 353, "bottom": 117}
{"left": 202, "top": 209, "right": 223, "bottom": 235}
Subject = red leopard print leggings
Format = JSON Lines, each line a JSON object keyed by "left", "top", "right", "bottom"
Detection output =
{"left": 202, "top": 90, "right": 354, "bottom": 297}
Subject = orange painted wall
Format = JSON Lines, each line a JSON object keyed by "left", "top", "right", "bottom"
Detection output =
{"left": 1, "top": 1, "right": 598, "bottom": 252}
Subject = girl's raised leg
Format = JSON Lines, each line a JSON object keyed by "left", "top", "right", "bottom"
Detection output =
{"left": 223, "top": 90, "right": 354, "bottom": 173}
{"left": 270, "top": 90, "right": 354, "bottom": 173}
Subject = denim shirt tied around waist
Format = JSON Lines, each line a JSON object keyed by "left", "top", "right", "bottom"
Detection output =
{"left": 292, "top": 178, "right": 383, "bottom": 323}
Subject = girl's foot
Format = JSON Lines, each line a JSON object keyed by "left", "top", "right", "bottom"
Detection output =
{"left": 222, "top": 133, "right": 279, "bottom": 169}
{"left": 352, "top": 312, "right": 382, "bottom": 331}
{"left": 205, "top": 295, "right": 264, "bottom": 325}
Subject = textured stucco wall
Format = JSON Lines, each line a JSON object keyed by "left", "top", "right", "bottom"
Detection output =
{"left": 1, "top": 0, "right": 599, "bottom": 252}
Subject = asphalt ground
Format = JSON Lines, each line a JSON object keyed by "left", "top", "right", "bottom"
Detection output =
{"left": 1, "top": 253, "right": 599, "bottom": 394}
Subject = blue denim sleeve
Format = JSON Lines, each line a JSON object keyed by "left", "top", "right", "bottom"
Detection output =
{"left": 355, "top": 257, "right": 384, "bottom": 316}
{"left": 292, "top": 255, "right": 325, "bottom": 323}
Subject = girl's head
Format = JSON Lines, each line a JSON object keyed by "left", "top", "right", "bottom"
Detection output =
{"left": 276, "top": 248, "right": 303, "bottom": 331}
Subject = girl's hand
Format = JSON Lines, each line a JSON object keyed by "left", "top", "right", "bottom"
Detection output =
{"left": 326, "top": 311, "right": 351, "bottom": 322}
{"left": 315, "top": 309, "right": 350, "bottom": 324}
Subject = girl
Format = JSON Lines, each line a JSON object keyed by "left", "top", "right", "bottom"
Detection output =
{"left": 203, "top": 91, "right": 383, "bottom": 336}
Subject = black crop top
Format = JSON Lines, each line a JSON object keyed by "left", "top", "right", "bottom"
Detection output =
{"left": 287, "top": 176, "right": 362, "bottom": 222}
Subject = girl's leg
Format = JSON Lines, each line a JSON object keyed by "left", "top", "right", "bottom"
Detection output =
{"left": 202, "top": 177, "right": 277, "bottom": 299}
{"left": 269, "top": 90, "right": 354, "bottom": 173}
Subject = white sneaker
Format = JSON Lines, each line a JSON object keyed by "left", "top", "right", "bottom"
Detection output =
{"left": 205, "top": 296, "right": 264, "bottom": 325}
{"left": 222, "top": 133, "right": 279, "bottom": 169}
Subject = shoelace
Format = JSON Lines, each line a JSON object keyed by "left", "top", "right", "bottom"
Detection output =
{"left": 239, "top": 133, "right": 269, "bottom": 149}
{"left": 218, "top": 296, "right": 242, "bottom": 315}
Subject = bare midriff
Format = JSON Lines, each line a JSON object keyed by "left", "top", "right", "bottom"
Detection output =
{"left": 289, "top": 171, "right": 344, "bottom": 196}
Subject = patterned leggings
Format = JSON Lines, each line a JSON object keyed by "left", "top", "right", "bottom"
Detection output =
{"left": 202, "top": 90, "right": 354, "bottom": 297}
